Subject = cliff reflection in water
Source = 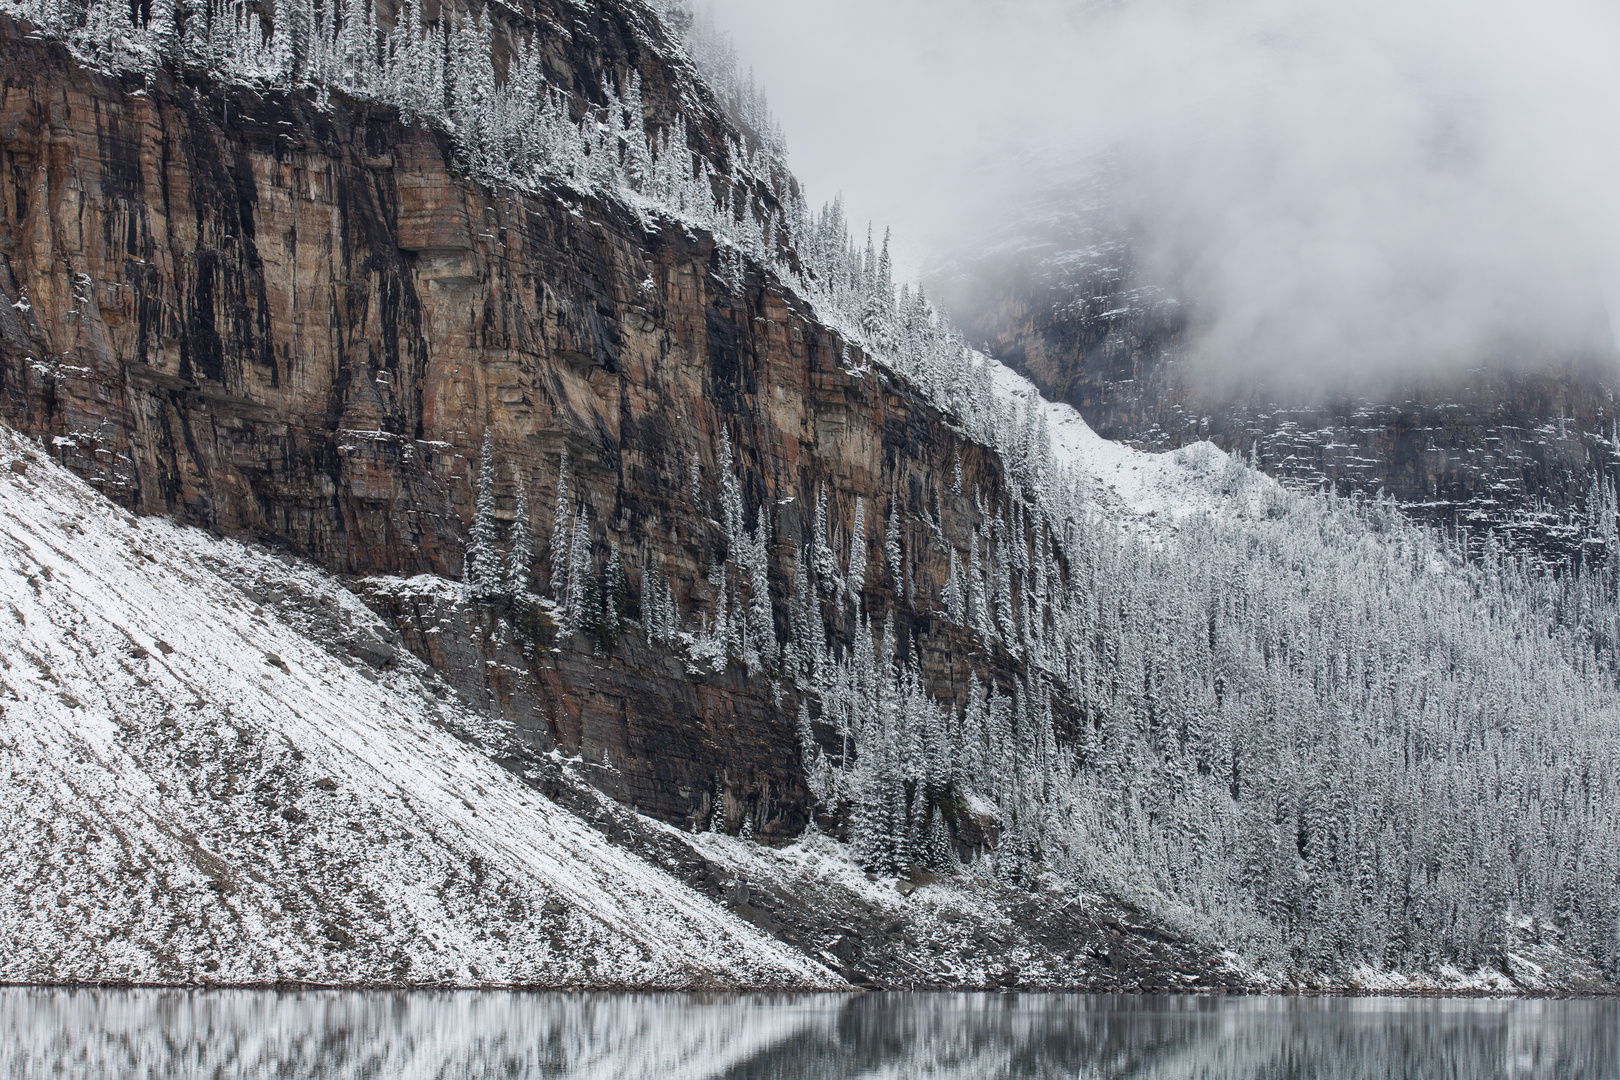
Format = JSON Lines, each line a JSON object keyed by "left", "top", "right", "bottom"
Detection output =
{"left": 1, "top": 989, "right": 1614, "bottom": 1078}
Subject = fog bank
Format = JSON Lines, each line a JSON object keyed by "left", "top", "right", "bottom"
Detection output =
{"left": 705, "top": 0, "right": 1620, "bottom": 387}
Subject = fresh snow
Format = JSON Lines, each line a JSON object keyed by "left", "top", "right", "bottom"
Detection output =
{"left": 0, "top": 424, "right": 839, "bottom": 988}
{"left": 981, "top": 355, "right": 1254, "bottom": 523}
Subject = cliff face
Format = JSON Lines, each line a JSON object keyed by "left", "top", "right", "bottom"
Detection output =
{"left": 932, "top": 217, "right": 1620, "bottom": 561}
{"left": 0, "top": 10, "right": 1019, "bottom": 843}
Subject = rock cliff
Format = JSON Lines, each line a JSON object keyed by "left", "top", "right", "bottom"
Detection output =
{"left": 11, "top": 4, "right": 1618, "bottom": 993}
{"left": 0, "top": 7, "right": 1259, "bottom": 989}
{"left": 0, "top": 7, "right": 1027, "bottom": 851}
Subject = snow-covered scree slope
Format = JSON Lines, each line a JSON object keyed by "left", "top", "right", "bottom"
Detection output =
{"left": 0, "top": 425, "right": 838, "bottom": 988}
{"left": 984, "top": 354, "right": 1241, "bottom": 523}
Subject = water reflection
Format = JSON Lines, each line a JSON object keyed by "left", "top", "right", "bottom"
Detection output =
{"left": 0, "top": 988, "right": 1614, "bottom": 1078}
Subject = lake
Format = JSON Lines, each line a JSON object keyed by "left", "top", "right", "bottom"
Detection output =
{"left": 0, "top": 988, "right": 1614, "bottom": 1078}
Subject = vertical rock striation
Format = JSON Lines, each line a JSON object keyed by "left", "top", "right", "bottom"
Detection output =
{"left": 0, "top": 9, "right": 1024, "bottom": 841}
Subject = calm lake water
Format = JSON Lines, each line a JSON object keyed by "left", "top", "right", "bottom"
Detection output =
{"left": 0, "top": 988, "right": 1614, "bottom": 1078}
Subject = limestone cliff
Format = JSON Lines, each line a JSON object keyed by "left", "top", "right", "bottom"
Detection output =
{"left": 0, "top": 8, "right": 1023, "bottom": 844}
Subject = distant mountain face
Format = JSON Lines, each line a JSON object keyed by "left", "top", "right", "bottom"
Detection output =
{"left": 928, "top": 209, "right": 1620, "bottom": 563}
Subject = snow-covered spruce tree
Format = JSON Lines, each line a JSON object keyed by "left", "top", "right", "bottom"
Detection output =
{"left": 644, "top": 559, "right": 682, "bottom": 646}
{"left": 943, "top": 549, "right": 964, "bottom": 625}
{"left": 991, "top": 511, "right": 1016, "bottom": 646}
{"left": 885, "top": 496, "right": 902, "bottom": 593}
{"left": 597, "top": 542, "right": 629, "bottom": 650}
{"left": 797, "top": 699, "right": 830, "bottom": 802}
{"left": 565, "top": 503, "right": 592, "bottom": 633}
{"left": 508, "top": 469, "right": 534, "bottom": 597}
{"left": 741, "top": 513, "right": 774, "bottom": 670}
{"left": 465, "top": 430, "right": 507, "bottom": 604}
{"left": 709, "top": 782, "right": 727, "bottom": 834}
{"left": 550, "top": 450, "right": 570, "bottom": 604}
{"left": 846, "top": 496, "right": 866, "bottom": 608}
{"left": 576, "top": 553, "right": 602, "bottom": 644}
{"left": 716, "top": 429, "right": 744, "bottom": 541}
{"left": 811, "top": 483, "right": 838, "bottom": 587}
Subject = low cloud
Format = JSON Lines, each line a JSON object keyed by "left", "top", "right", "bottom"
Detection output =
{"left": 705, "top": 0, "right": 1620, "bottom": 388}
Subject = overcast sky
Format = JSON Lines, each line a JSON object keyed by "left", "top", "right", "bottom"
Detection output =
{"left": 704, "top": 0, "right": 1620, "bottom": 385}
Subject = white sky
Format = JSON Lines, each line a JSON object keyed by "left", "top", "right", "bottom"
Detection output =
{"left": 704, "top": 0, "right": 1620, "bottom": 382}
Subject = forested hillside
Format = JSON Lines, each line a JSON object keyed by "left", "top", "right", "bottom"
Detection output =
{"left": 1, "top": 0, "right": 1618, "bottom": 987}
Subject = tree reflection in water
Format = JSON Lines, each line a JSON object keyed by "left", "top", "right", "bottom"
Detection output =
{"left": 0, "top": 989, "right": 1613, "bottom": 1078}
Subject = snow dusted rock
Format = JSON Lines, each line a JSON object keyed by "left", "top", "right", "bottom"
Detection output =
{"left": 931, "top": 206, "right": 1620, "bottom": 564}
{"left": 0, "top": 425, "right": 838, "bottom": 988}
{"left": 342, "top": 629, "right": 397, "bottom": 671}
{"left": 4, "top": 4, "right": 1616, "bottom": 992}
{"left": 0, "top": 9, "right": 1042, "bottom": 846}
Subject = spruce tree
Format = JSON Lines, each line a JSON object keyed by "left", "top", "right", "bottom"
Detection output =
{"left": 508, "top": 469, "right": 534, "bottom": 597}
{"left": 566, "top": 504, "right": 591, "bottom": 631}
{"left": 885, "top": 497, "right": 902, "bottom": 594}
{"left": 466, "top": 430, "right": 506, "bottom": 603}
{"left": 846, "top": 496, "right": 865, "bottom": 607}
{"left": 601, "top": 542, "right": 629, "bottom": 649}
{"left": 551, "top": 449, "right": 570, "bottom": 604}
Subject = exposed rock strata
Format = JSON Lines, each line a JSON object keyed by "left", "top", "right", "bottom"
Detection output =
{"left": 0, "top": 12, "right": 1031, "bottom": 858}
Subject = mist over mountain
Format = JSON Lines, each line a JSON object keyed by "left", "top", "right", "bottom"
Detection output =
{"left": 708, "top": 0, "right": 1620, "bottom": 389}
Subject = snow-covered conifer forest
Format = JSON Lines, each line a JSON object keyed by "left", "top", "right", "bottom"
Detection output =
{"left": 5, "top": 0, "right": 1620, "bottom": 983}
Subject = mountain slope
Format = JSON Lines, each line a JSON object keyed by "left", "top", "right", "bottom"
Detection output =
{"left": 0, "top": 424, "right": 837, "bottom": 987}
{"left": 927, "top": 203, "right": 1620, "bottom": 563}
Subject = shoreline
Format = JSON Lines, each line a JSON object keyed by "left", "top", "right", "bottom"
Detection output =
{"left": 0, "top": 979, "right": 1613, "bottom": 999}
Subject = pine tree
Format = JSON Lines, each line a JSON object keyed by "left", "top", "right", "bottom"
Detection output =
{"left": 603, "top": 542, "right": 629, "bottom": 645}
{"left": 885, "top": 497, "right": 902, "bottom": 595}
{"left": 622, "top": 70, "right": 650, "bottom": 189}
{"left": 577, "top": 556, "right": 601, "bottom": 642}
{"left": 798, "top": 699, "right": 827, "bottom": 801}
{"left": 180, "top": 0, "right": 208, "bottom": 67}
{"left": 709, "top": 782, "right": 726, "bottom": 834}
{"left": 923, "top": 811, "right": 956, "bottom": 873}
{"left": 942, "top": 549, "right": 962, "bottom": 623}
{"left": 812, "top": 483, "right": 837, "bottom": 584}
{"left": 745, "top": 515, "right": 774, "bottom": 662}
{"left": 508, "top": 469, "right": 534, "bottom": 597}
{"left": 846, "top": 496, "right": 866, "bottom": 607}
{"left": 566, "top": 503, "right": 591, "bottom": 630}
{"left": 466, "top": 430, "right": 507, "bottom": 603}
{"left": 551, "top": 449, "right": 570, "bottom": 603}
{"left": 149, "top": 0, "right": 178, "bottom": 69}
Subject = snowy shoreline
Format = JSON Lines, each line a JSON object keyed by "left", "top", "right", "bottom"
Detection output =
{"left": 2, "top": 979, "right": 1611, "bottom": 998}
